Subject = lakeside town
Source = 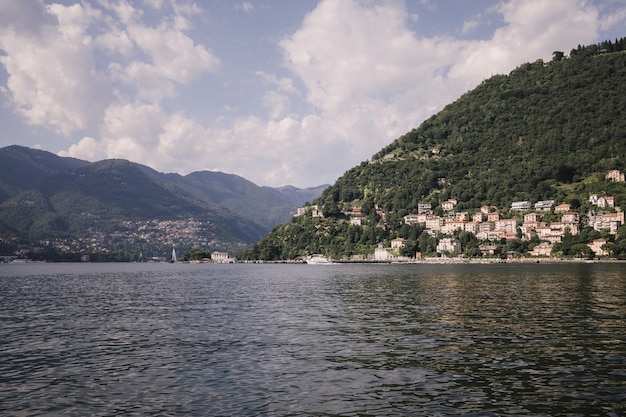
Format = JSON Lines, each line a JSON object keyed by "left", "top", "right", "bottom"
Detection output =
{"left": 0, "top": 218, "right": 242, "bottom": 263}
{"left": 2, "top": 169, "right": 624, "bottom": 263}
{"left": 295, "top": 169, "right": 626, "bottom": 262}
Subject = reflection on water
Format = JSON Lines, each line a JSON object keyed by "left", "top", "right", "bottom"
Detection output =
{"left": 1, "top": 262, "right": 625, "bottom": 416}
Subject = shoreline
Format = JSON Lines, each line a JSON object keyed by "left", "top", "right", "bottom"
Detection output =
{"left": 241, "top": 257, "right": 626, "bottom": 264}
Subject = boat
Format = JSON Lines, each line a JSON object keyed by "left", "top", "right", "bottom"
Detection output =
{"left": 170, "top": 247, "right": 177, "bottom": 263}
{"left": 305, "top": 254, "right": 334, "bottom": 265}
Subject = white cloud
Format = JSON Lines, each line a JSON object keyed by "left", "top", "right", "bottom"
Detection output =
{"left": 266, "top": 0, "right": 605, "bottom": 186}
{"left": 235, "top": 2, "right": 254, "bottom": 14}
{"left": 255, "top": 71, "right": 298, "bottom": 94}
{"left": 262, "top": 91, "right": 290, "bottom": 119}
{"left": 98, "top": 0, "right": 141, "bottom": 25}
{"left": 63, "top": 102, "right": 205, "bottom": 172}
{"left": 64, "top": 0, "right": 609, "bottom": 187}
{"left": 0, "top": 1, "right": 111, "bottom": 136}
{"left": 598, "top": 4, "right": 626, "bottom": 33}
{"left": 0, "top": 0, "right": 219, "bottom": 139}
{"left": 143, "top": 0, "right": 165, "bottom": 11}
{"left": 461, "top": 18, "right": 480, "bottom": 35}
{"left": 127, "top": 23, "right": 220, "bottom": 84}
{"left": 1, "top": 0, "right": 614, "bottom": 188}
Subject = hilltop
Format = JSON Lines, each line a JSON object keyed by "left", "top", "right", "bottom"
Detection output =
{"left": 239, "top": 39, "right": 626, "bottom": 261}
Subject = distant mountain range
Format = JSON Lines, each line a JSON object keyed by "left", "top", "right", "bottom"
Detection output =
{"left": 0, "top": 145, "right": 328, "bottom": 259}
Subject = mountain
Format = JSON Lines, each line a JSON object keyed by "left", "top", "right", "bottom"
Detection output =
{"left": 239, "top": 39, "right": 626, "bottom": 261}
{"left": 142, "top": 169, "right": 328, "bottom": 231}
{"left": 0, "top": 147, "right": 326, "bottom": 259}
{"left": 269, "top": 184, "right": 330, "bottom": 207}
{"left": 0, "top": 145, "right": 88, "bottom": 202}
{"left": 179, "top": 171, "right": 301, "bottom": 230}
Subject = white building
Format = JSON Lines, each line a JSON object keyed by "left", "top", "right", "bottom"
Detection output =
{"left": 295, "top": 204, "right": 324, "bottom": 217}
{"left": 437, "top": 238, "right": 462, "bottom": 254}
{"left": 418, "top": 202, "right": 432, "bottom": 214}
{"left": 441, "top": 199, "right": 457, "bottom": 211}
{"left": 403, "top": 214, "right": 422, "bottom": 225}
{"left": 511, "top": 201, "right": 532, "bottom": 211}
{"left": 534, "top": 200, "right": 555, "bottom": 211}
{"left": 211, "top": 251, "right": 232, "bottom": 263}
{"left": 374, "top": 244, "right": 393, "bottom": 261}
{"left": 441, "top": 220, "right": 465, "bottom": 235}
{"left": 606, "top": 170, "right": 625, "bottom": 182}
{"left": 391, "top": 238, "right": 406, "bottom": 249}
{"left": 350, "top": 217, "right": 364, "bottom": 226}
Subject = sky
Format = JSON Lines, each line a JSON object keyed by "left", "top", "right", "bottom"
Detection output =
{"left": 0, "top": 0, "right": 625, "bottom": 188}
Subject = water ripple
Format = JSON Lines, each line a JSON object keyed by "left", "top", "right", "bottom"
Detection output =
{"left": 1, "top": 262, "right": 625, "bottom": 416}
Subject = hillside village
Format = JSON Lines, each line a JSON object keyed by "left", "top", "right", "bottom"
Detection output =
{"left": 0, "top": 217, "right": 240, "bottom": 262}
{"left": 296, "top": 170, "right": 626, "bottom": 261}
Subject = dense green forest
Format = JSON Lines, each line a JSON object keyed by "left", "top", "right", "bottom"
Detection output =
{"left": 238, "top": 39, "right": 626, "bottom": 261}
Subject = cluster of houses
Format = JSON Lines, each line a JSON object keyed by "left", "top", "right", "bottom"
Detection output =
{"left": 395, "top": 197, "right": 623, "bottom": 258}
{"left": 296, "top": 170, "right": 625, "bottom": 259}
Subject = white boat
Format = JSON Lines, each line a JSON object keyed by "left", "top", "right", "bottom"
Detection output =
{"left": 306, "top": 255, "right": 334, "bottom": 265}
{"left": 170, "top": 248, "right": 177, "bottom": 263}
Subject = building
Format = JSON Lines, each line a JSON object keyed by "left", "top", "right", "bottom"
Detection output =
{"left": 350, "top": 217, "right": 364, "bottom": 226}
{"left": 418, "top": 202, "right": 432, "bottom": 214}
{"left": 391, "top": 238, "right": 406, "bottom": 249}
{"left": 536, "top": 225, "right": 564, "bottom": 243}
{"left": 588, "top": 211, "right": 624, "bottom": 234}
{"left": 211, "top": 251, "right": 232, "bottom": 263}
{"left": 437, "top": 238, "right": 462, "bottom": 254}
{"left": 519, "top": 222, "right": 539, "bottom": 240}
{"left": 478, "top": 222, "right": 495, "bottom": 233}
{"left": 534, "top": 200, "right": 555, "bottom": 211}
{"left": 464, "top": 222, "right": 478, "bottom": 234}
{"left": 511, "top": 201, "right": 532, "bottom": 211}
{"left": 455, "top": 212, "right": 469, "bottom": 222}
{"left": 479, "top": 244, "right": 499, "bottom": 256}
{"left": 311, "top": 205, "right": 324, "bottom": 217}
{"left": 486, "top": 212, "right": 501, "bottom": 222}
{"left": 425, "top": 216, "right": 444, "bottom": 231}
{"left": 403, "top": 214, "right": 422, "bottom": 225}
{"left": 495, "top": 219, "right": 517, "bottom": 233}
{"left": 374, "top": 244, "right": 393, "bottom": 261}
{"left": 550, "top": 222, "right": 579, "bottom": 235}
{"left": 606, "top": 170, "right": 625, "bottom": 182}
{"left": 561, "top": 212, "right": 580, "bottom": 224}
{"left": 555, "top": 203, "right": 571, "bottom": 212}
{"left": 295, "top": 204, "right": 324, "bottom": 217}
{"left": 441, "top": 199, "right": 457, "bottom": 211}
{"left": 441, "top": 220, "right": 465, "bottom": 235}
{"left": 524, "top": 213, "right": 543, "bottom": 223}
{"left": 588, "top": 239, "right": 608, "bottom": 256}
{"left": 589, "top": 195, "right": 615, "bottom": 208}
{"left": 529, "top": 242, "right": 553, "bottom": 256}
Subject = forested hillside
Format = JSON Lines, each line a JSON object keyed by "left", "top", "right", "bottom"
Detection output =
{"left": 239, "top": 39, "right": 626, "bottom": 261}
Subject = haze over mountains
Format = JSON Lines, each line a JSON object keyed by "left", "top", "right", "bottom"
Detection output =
{"left": 0, "top": 145, "right": 327, "bottom": 259}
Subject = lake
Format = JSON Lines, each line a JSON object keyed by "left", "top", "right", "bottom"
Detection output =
{"left": 1, "top": 262, "right": 625, "bottom": 416}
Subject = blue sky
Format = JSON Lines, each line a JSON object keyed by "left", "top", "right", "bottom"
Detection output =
{"left": 1, "top": 0, "right": 625, "bottom": 187}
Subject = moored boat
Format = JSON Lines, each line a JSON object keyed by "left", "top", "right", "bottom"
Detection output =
{"left": 305, "top": 255, "right": 334, "bottom": 265}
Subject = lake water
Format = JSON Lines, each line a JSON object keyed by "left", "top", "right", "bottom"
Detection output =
{"left": 1, "top": 262, "right": 625, "bottom": 416}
